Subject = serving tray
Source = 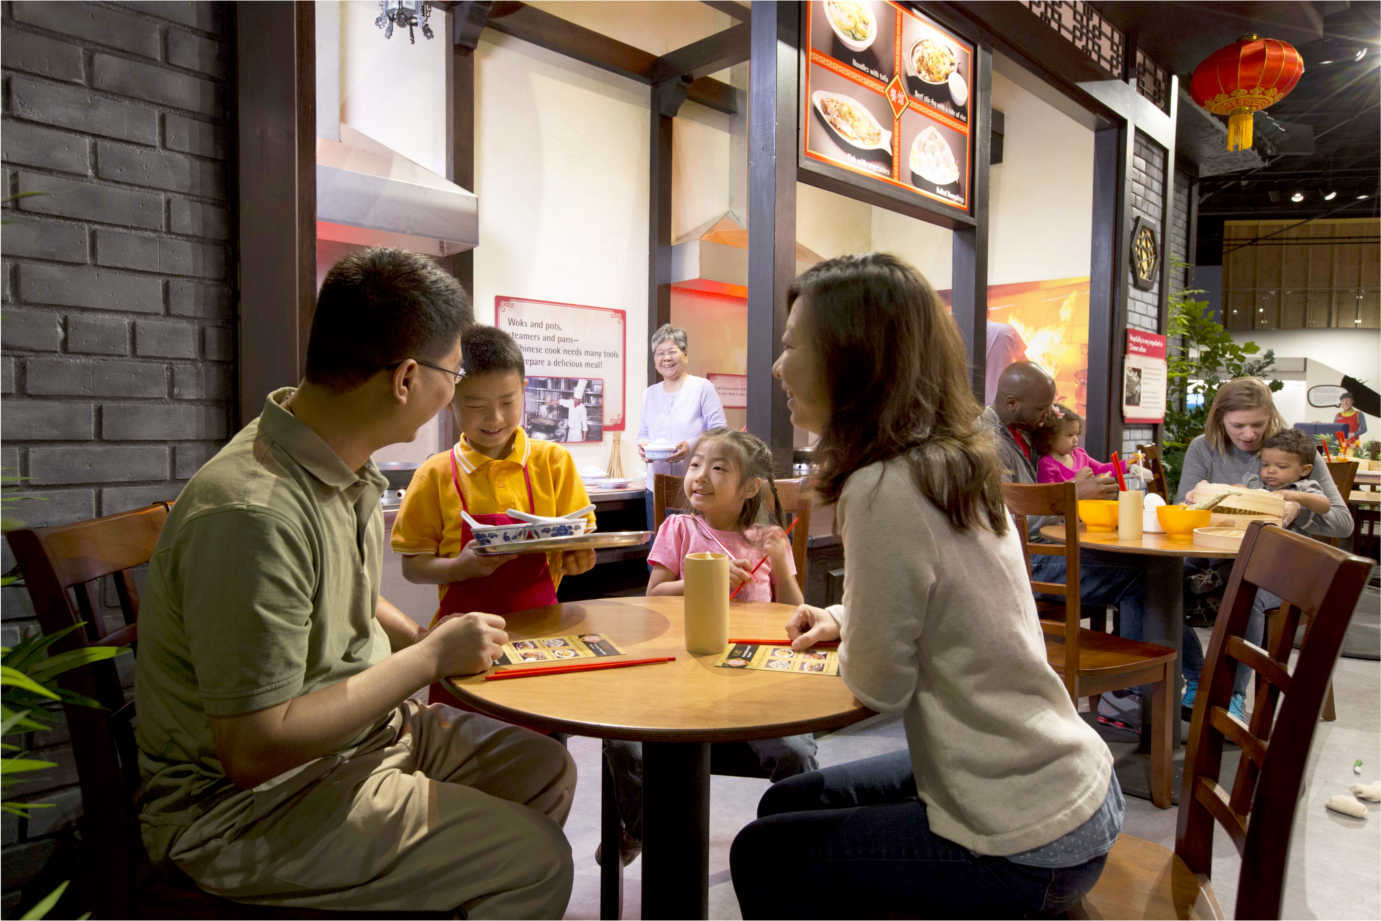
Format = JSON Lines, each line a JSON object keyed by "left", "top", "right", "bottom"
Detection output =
{"left": 474, "top": 530, "right": 653, "bottom": 556}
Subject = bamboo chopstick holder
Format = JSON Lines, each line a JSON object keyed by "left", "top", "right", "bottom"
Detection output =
{"left": 485, "top": 656, "right": 675, "bottom": 680}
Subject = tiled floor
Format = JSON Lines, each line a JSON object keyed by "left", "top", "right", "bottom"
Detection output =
{"left": 560, "top": 627, "right": 1381, "bottom": 919}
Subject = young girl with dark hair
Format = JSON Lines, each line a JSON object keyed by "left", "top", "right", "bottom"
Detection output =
{"left": 729, "top": 253, "right": 1121, "bottom": 919}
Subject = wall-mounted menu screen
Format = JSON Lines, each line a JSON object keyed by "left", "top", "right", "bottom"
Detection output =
{"left": 802, "top": 1, "right": 974, "bottom": 213}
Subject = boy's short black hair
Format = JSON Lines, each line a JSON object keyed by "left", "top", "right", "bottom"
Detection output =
{"left": 462, "top": 325, "right": 526, "bottom": 379}
{"left": 1261, "top": 429, "right": 1317, "bottom": 467}
{"left": 306, "top": 248, "right": 471, "bottom": 392}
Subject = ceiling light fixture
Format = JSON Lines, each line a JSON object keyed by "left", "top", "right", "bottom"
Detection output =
{"left": 1360, "top": 194, "right": 1372, "bottom": 200}
{"left": 1291, "top": 191, "right": 1305, "bottom": 202}
{"left": 1324, "top": 190, "right": 1338, "bottom": 201}
{"left": 1355, "top": 47, "right": 1368, "bottom": 62}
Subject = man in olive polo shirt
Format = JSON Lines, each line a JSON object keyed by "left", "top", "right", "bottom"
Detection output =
{"left": 135, "top": 248, "right": 576, "bottom": 917}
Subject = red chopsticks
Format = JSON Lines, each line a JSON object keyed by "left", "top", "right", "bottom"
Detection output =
{"left": 1109, "top": 451, "right": 1128, "bottom": 491}
{"left": 729, "top": 637, "right": 838, "bottom": 649}
{"left": 485, "top": 655, "right": 674, "bottom": 680}
{"left": 729, "top": 518, "right": 800, "bottom": 600}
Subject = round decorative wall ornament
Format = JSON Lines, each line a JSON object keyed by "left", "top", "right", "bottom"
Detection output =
{"left": 1131, "top": 217, "right": 1159, "bottom": 291}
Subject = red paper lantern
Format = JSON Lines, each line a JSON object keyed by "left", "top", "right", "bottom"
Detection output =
{"left": 1190, "top": 34, "right": 1304, "bottom": 151}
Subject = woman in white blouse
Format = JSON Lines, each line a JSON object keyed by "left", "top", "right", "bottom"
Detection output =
{"left": 635, "top": 324, "right": 726, "bottom": 524}
{"left": 729, "top": 254, "right": 1121, "bottom": 919}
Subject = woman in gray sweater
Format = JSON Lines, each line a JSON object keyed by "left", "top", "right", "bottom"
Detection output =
{"left": 1175, "top": 377, "right": 1353, "bottom": 715}
{"left": 729, "top": 254, "right": 1121, "bottom": 919}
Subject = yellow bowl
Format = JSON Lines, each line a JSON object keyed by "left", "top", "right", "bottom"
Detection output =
{"left": 1077, "top": 499, "right": 1119, "bottom": 531}
{"left": 1157, "top": 504, "right": 1212, "bottom": 540}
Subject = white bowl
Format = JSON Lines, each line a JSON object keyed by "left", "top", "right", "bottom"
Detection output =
{"left": 461, "top": 510, "right": 531, "bottom": 547}
{"left": 527, "top": 520, "right": 592, "bottom": 541}
{"left": 825, "top": 0, "right": 877, "bottom": 53}
{"left": 643, "top": 442, "right": 678, "bottom": 461}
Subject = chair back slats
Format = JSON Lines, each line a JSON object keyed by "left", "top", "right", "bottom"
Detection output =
{"left": 1224, "top": 637, "right": 1289, "bottom": 693}
{"left": 1193, "top": 778, "right": 1249, "bottom": 853}
{"left": 1174, "top": 520, "right": 1372, "bottom": 919}
{"left": 1136, "top": 443, "right": 1171, "bottom": 500}
{"left": 1207, "top": 708, "right": 1267, "bottom": 768}
{"left": 1326, "top": 460, "right": 1359, "bottom": 497}
{"left": 999, "top": 481, "right": 1082, "bottom": 702}
{"left": 4, "top": 502, "right": 172, "bottom": 851}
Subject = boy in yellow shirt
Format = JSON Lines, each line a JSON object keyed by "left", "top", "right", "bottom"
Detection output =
{"left": 391, "top": 326, "right": 597, "bottom": 702}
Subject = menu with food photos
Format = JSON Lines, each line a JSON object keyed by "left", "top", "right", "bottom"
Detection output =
{"left": 802, "top": 0, "right": 974, "bottom": 212}
{"left": 715, "top": 642, "right": 842, "bottom": 676}
{"left": 493, "top": 633, "right": 624, "bottom": 666}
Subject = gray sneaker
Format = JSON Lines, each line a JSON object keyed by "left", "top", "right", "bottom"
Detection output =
{"left": 1096, "top": 689, "right": 1143, "bottom": 735}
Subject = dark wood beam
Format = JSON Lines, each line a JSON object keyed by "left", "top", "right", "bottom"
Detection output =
{"left": 687, "top": 76, "right": 738, "bottom": 114}
{"left": 701, "top": 0, "right": 749, "bottom": 23}
{"left": 648, "top": 80, "right": 676, "bottom": 386}
{"left": 746, "top": 1, "right": 797, "bottom": 476}
{"left": 451, "top": 0, "right": 492, "bottom": 53}
{"left": 486, "top": 2, "right": 657, "bottom": 80}
{"left": 650, "top": 22, "right": 749, "bottom": 83}
{"left": 1086, "top": 121, "right": 1131, "bottom": 460}
{"left": 952, "top": 46, "right": 992, "bottom": 402}
{"left": 482, "top": 2, "right": 737, "bottom": 112}
{"left": 235, "top": 1, "right": 315, "bottom": 427}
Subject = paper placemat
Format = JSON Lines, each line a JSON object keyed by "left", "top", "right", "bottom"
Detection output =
{"left": 715, "top": 642, "right": 841, "bottom": 676}
{"left": 493, "top": 633, "right": 624, "bottom": 666}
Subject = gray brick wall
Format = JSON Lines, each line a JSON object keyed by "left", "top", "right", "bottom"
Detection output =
{"left": 1, "top": 3, "right": 235, "bottom": 906}
{"left": 1123, "top": 131, "right": 1166, "bottom": 454}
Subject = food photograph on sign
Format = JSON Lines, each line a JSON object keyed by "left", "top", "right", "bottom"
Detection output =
{"left": 899, "top": 111, "right": 967, "bottom": 202}
{"left": 806, "top": 67, "right": 894, "bottom": 177}
{"left": 899, "top": 10, "right": 971, "bottom": 124}
{"left": 812, "top": 0, "right": 895, "bottom": 85}
{"left": 802, "top": 0, "right": 974, "bottom": 213}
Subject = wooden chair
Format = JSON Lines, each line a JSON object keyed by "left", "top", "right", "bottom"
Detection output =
{"left": 1136, "top": 442, "right": 1171, "bottom": 500}
{"left": 1255, "top": 459, "right": 1356, "bottom": 724}
{"left": 5, "top": 504, "right": 445, "bottom": 920}
{"left": 1075, "top": 521, "right": 1372, "bottom": 920}
{"left": 652, "top": 472, "right": 812, "bottom": 595}
{"left": 1001, "top": 482, "right": 1177, "bottom": 809}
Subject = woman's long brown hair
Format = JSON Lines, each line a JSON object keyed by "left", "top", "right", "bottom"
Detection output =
{"left": 792, "top": 253, "right": 1008, "bottom": 535}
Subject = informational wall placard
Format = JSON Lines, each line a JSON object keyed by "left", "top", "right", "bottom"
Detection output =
{"left": 707, "top": 372, "right": 748, "bottom": 410}
{"left": 495, "top": 297, "right": 626, "bottom": 431}
{"left": 802, "top": 0, "right": 974, "bottom": 213}
{"left": 1123, "top": 330, "right": 1167, "bottom": 424}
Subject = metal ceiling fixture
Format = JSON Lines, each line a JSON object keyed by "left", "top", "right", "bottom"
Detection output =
{"left": 376, "top": 1, "right": 434, "bottom": 43}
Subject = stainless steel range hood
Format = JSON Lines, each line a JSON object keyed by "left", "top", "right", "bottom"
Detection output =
{"left": 316, "top": 124, "right": 478, "bottom": 257}
{"left": 670, "top": 211, "right": 823, "bottom": 296}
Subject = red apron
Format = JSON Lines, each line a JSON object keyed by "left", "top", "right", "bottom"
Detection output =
{"left": 428, "top": 449, "right": 560, "bottom": 716}
{"left": 432, "top": 447, "right": 559, "bottom": 625}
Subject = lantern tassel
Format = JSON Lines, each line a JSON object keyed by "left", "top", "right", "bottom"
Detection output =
{"left": 1227, "top": 109, "right": 1254, "bottom": 151}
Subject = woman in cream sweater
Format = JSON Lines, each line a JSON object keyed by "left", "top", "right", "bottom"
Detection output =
{"left": 729, "top": 254, "right": 1121, "bottom": 919}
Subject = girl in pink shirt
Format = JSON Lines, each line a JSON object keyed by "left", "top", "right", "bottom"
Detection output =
{"left": 1035, "top": 405, "right": 1120, "bottom": 484}
{"left": 647, "top": 428, "right": 802, "bottom": 604}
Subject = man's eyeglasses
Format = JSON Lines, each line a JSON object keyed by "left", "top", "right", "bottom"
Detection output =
{"left": 388, "top": 358, "right": 466, "bottom": 383}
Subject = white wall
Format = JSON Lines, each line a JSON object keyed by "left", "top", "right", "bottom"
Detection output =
{"left": 336, "top": 0, "right": 449, "bottom": 175}
{"left": 671, "top": 101, "right": 731, "bottom": 240}
{"left": 473, "top": 32, "right": 651, "bottom": 472}
{"left": 1233, "top": 328, "right": 1381, "bottom": 434}
{"left": 987, "top": 69, "right": 1093, "bottom": 286}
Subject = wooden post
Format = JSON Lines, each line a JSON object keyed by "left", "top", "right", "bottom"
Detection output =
{"left": 746, "top": 1, "right": 797, "bottom": 476}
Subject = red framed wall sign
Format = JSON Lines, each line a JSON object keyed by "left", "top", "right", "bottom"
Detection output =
{"left": 495, "top": 296, "right": 627, "bottom": 431}
{"left": 707, "top": 372, "right": 748, "bottom": 410}
{"left": 1122, "top": 329, "right": 1167, "bottom": 424}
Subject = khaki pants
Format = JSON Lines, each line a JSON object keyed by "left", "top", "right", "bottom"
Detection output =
{"left": 166, "top": 701, "right": 576, "bottom": 918}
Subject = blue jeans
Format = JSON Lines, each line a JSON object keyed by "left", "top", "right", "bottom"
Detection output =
{"left": 1182, "top": 587, "right": 1275, "bottom": 697}
{"left": 1031, "top": 549, "right": 1146, "bottom": 641}
{"left": 730, "top": 751, "right": 1108, "bottom": 919}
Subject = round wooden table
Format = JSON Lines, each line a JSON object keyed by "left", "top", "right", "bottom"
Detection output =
{"left": 1039, "top": 524, "right": 1241, "bottom": 747}
{"left": 446, "top": 596, "right": 871, "bottom": 920}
